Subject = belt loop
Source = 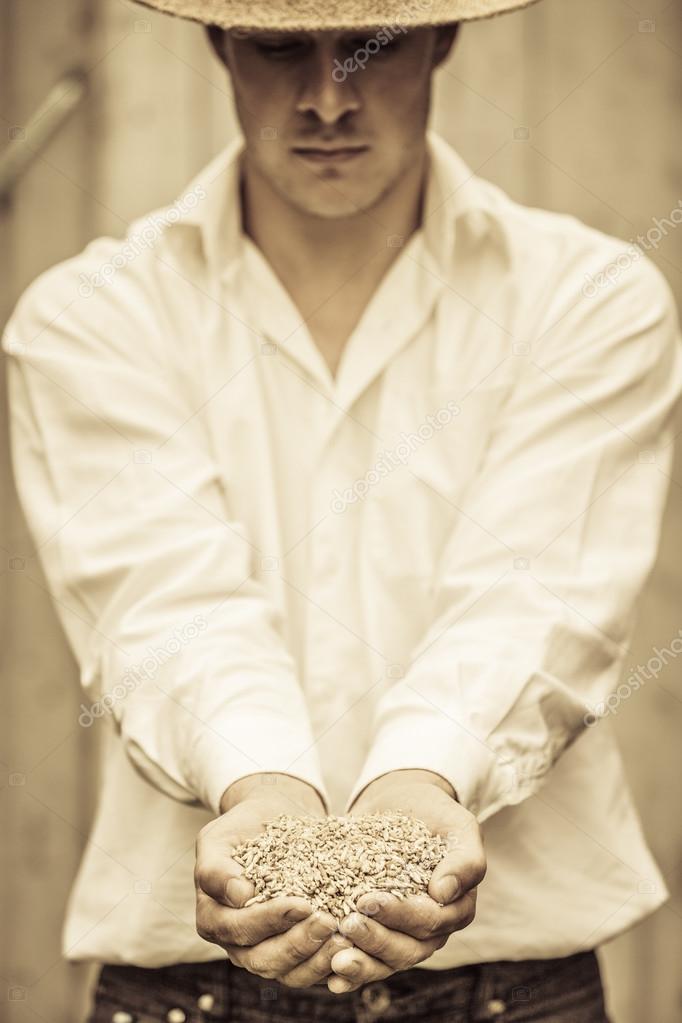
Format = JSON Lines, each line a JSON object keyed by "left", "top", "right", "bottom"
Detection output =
{"left": 469, "top": 961, "right": 505, "bottom": 1021}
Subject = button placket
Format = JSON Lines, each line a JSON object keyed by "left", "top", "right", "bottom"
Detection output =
{"left": 303, "top": 411, "right": 362, "bottom": 724}
{"left": 304, "top": 414, "right": 337, "bottom": 700}
{"left": 308, "top": 408, "right": 351, "bottom": 580}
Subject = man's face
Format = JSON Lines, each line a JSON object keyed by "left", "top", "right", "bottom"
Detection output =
{"left": 208, "top": 25, "right": 458, "bottom": 219}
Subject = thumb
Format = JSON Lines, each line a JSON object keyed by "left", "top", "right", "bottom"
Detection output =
{"left": 428, "top": 814, "right": 486, "bottom": 904}
{"left": 432, "top": 873, "right": 461, "bottom": 904}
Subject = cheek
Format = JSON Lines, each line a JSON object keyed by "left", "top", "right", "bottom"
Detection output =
{"left": 232, "top": 82, "right": 277, "bottom": 127}
{"left": 365, "top": 53, "right": 431, "bottom": 107}
{"left": 230, "top": 62, "right": 294, "bottom": 127}
{"left": 364, "top": 73, "right": 430, "bottom": 131}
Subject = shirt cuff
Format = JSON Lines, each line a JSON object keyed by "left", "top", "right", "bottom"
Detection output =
{"left": 185, "top": 712, "right": 330, "bottom": 817}
{"left": 344, "top": 702, "right": 504, "bottom": 818}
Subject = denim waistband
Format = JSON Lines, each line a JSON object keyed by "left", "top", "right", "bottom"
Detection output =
{"left": 91, "top": 948, "right": 605, "bottom": 1023}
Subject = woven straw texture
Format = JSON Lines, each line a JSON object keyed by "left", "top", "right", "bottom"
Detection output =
{"left": 132, "top": 0, "right": 541, "bottom": 31}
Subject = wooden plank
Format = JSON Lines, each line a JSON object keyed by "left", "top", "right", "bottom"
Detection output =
{"left": 0, "top": 2, "right": 99, "bottom": 1021}
{"left": 518, "top": 5, "right": 682, "bottom": 1021}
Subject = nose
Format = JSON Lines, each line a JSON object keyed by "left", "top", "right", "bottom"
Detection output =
{"left": 295, "top": 46, "right": 361, "bottom": 124}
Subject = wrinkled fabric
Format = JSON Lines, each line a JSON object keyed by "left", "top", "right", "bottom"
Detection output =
{"left": 3, "top": 131, "right": 680, "bottom": 969}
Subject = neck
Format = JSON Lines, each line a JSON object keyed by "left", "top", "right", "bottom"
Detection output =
{"left": 239, "top": 146, "right": 429, "bottom": 289}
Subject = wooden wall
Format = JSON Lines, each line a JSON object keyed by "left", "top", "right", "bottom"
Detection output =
{"left": 1, "top": 2, "right": 99, "bottom": 1019}
{"left": 1, "top": 1, "right": 680, "bottom": 1020}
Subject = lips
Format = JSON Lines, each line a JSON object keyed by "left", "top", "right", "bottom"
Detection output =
{"left": 292, "top": 145, "right": 369, "bottom": 163}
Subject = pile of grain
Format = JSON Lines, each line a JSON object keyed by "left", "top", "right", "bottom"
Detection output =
{"left": 232, "top": 810, "right": 447, "bottom": 919}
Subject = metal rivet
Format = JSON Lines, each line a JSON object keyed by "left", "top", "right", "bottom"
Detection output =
{"left": 487, "top": 999, "right": 507, "bottom": 1016}
{"left": 360, "top": 982, "right": 391, "bottom": 1012}
{"left": 111, "top": 1013, "right": 134, "bottom": 1023}
{"left": 197, "top": 993, "right": 215, "bottom": 1012}
{"left": 166, "top": 1010, "right": 186, "bottom": 1023}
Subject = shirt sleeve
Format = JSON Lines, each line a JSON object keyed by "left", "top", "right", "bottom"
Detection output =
{"left": 347, "top": 252, "right": 682, "bottom": 822}
{"left": 2, "top": 249, "right": 328, "bottom": 817}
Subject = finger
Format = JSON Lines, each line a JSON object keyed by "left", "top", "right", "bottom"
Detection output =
{"left": 328, "top": 948, "right": 392, "bottom": 994}
{"left": 196, "top": 890, "right": 313, "bottom": 947}
{"left": 337, "top": 913, "right": 445, "bottom": 971}
{"left": 356, "top": 890, "right": 477, "bottom": 940}
{"left": 279, "top": 933, "right": 353, "bottom": 988}
{"left": 194, "top": 844, "right": 256, "bottom": 907}
{"left": 429, "top": 819, "right": 486, "bottom": 903}
{"left": 224, "top": 911, "right": 338, "bottom": 980}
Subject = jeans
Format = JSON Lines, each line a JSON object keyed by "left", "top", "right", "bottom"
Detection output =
{"left": 84, "top": 949, "right": 612, "bottom": 1022}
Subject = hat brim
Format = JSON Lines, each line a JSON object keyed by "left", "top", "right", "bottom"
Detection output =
{"left": 132, "top": 0, "right": 542, "bottom": 32}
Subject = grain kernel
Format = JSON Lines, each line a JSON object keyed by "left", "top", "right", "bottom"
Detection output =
{"left": 232, "top": 811, "right": 446, "bottom": 919}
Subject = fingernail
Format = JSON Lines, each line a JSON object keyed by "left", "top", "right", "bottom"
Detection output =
{"left": 358, "top": 893, "right": 391, "bottom": 915}
{"left": 225, "top": 878, "right": 246, "bottom": 906}
{"left": 340, "top": 914, "right": 368, "bottom": 937}
{"left": 284, "top": 905, "right": 312, "bottom": 923}
{"left": 309, "top": 915, "right": 336, "bottom": 941}
{"left": 438, "top": 876, "right": 461, "bottom": 903}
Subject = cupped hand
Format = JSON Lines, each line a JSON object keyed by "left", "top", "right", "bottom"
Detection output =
{"left": 328, "top": 771, "right": 486, "bottom": 993}
{"left": 194, "top": 774, "right": 353, "bottom": 988}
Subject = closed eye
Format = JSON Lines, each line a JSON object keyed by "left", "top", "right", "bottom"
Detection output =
{"left": 251, "top": 36, "right": 308, "bottom": 59}
{"left": 344, "top": 34, "right": 403, "bottom": 54}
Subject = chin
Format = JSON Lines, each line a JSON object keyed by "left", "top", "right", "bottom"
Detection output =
{"left": 286, "top": 178, "right": 387, "bottom": 220}
{"left": 296, "top": 196, "right": 372, "bottom": 219}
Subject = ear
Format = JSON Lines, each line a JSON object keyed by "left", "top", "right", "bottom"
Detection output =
{"left": 205, "top": 24, "right": 230, "bottom": 68}
{"left": 432, "top": 23, "right": 460, "bottom": 69}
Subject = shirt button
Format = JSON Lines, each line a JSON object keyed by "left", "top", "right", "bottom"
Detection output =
{"left": 486, "top": 998, "right": 507, "bottom": 1016}
{"left": 360, "top": 981, "right": 392, "bottom": 1013}
{"left": 166, "top": 1010, "right": 186, "bottom": 1023}
{"left": 111, "top": 1013, "right": 134, "bottom": 1023}
{"left": 197, "top": 993, "right": 215, "bottom": 1012}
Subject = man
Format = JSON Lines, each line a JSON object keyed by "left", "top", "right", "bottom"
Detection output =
{"left": 3, "top": 0, "right": 680, "bottom": 1020}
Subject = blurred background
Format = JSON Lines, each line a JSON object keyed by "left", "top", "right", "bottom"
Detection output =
{"left": 1, "top": 0, "right": 681, "bottom": 1020}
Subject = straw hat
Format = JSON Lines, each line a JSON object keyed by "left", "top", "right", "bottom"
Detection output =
{"left": 132, "top": 0, "right": 542, "bottom": 32}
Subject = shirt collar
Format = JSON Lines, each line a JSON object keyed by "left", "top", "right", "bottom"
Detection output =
{"left": 168, "top": 129, "right": 506, "bottom": 281}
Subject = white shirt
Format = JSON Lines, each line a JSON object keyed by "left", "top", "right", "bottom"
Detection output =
{"left": 3, "top": 130, "right": 681, "bottom": 970}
